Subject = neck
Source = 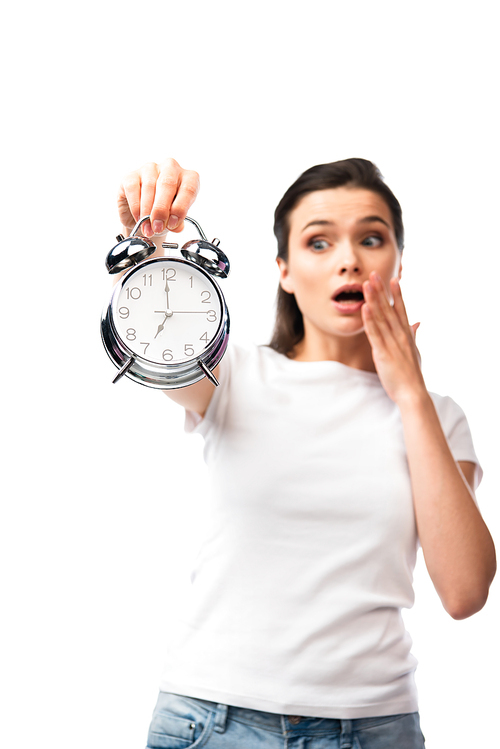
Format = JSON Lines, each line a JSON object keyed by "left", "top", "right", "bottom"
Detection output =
{"left": 290, "top": 329, "right": 376, "bottom": 372}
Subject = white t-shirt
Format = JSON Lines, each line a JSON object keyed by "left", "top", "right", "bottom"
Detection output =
{"left": 159, "top": 343, "right": 482, "bottom": 719}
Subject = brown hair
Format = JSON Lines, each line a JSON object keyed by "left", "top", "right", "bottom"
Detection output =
{"left": 269, "top": 158, "right": 405, "bottom": 356}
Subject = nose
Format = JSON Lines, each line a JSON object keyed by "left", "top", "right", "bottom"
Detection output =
{"left": 337, "top": 240, "right": 361, "bottom": 275}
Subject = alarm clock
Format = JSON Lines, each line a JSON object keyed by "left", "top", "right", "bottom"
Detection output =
{"left": 101, "top": 215, "right": 230, "bottom": 389}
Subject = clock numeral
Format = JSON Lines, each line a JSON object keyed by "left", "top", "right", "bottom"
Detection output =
{"left": 140, "top": 342, "right": 150, "bottom": 355}
{"left": 200, "top": 332, "right": 209, "bottom": 344}
{"left": 126, "top": 287, "right": 141, "bottom": 300}
{"left": 201, "top": 290, "right": 211, "bottom": 304}
{"left": 126, "top": 328, "right": 136, "bottom": 341}
{"left": 188, "top": 276, "right": 193, "bottom": 287}
{"left": 118, "top": 306, "right": 129, "bottom": 319}
{"left": 162, "top": 268, "right": 176, "bottom": 281}
{"left": 162, "top": 349, "right": 173, "bottom": 361}
{"left": 184, "top": 344, "right": 194, "bottom": 356}
{"left": 207, "top": 310, "right": 217, "bottom": 322}
{"left": 142, "top": 273, "right": 153, "bottom": 286}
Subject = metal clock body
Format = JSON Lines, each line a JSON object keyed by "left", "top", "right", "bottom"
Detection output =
{"left": 101, "top": 216, "right": 230, "bottom": 389}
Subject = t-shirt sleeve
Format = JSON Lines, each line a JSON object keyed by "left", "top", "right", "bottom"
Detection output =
{"left": 430, "top": 393, "right": 483, "bottom": 490}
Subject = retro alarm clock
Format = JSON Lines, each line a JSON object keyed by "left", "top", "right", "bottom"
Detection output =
{"left": 101, "top": 215, "right": 230, "bottom": 389}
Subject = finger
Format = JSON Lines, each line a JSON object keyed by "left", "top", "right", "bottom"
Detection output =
{"left": 368, "top": 274, "right": 414, "bottom": 346}
{"left": 119, "top": 171, "right": 142, "bottom": 229}
{"left": 362, "top": 278, "right": 395, "bottom": 337}
{"left": 361, "top": 298, "right": 386, "bottom": 351}
{"left": 139, "top": 162, "right": 161, "bottom": 237}
{"left": 165, "top": 168, "right": 200, "bottom": 233}
{"left": 149, "top": 158, "right": 183, "bottom": 233}
{"left": 390, "top": 279, "right": 421, "bottom": 360}
{"left": 370, "top": 271, "right": 393, "bottom": 311}
{"left": 149, "top": 157, "right": 184, "bottom": 234}
{"left": 390, "top": 277, "right": 410, "bottom": 328}
{"left": 117, "top": 188, "right": 135, "bottom": 229}
{"left": 364, "top": 277, "right": 416, "bottom": 362}
{"left": 370, "top": 271, "right": 395, "bottom": 328}
{"left": 411, "top": 323, "right": 422, "bottom": 365}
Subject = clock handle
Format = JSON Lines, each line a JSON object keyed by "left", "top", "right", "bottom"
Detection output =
{"left": 183, "top": 216, "right": 208, "bottom": 240}
{"left": 132, "top": 214, "right": 229, "bottom": 278}
{"left": 130, "top": 215, "right": 208, "bottom": 240}
{"left": 130, "top": 216, "right": 153, "bottom": 237}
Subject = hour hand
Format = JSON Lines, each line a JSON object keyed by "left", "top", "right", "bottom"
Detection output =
{"left": 154, "top": 317, "right": 166, "bottom": 338}
{"left": 154, "top": 309, "right": 173, "bottom": 338}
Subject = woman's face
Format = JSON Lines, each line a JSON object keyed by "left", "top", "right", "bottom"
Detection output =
{"left": 278, "top": 187, "right": 402, "bottom": 344}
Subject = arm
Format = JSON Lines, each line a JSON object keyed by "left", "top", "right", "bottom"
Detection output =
{"left": 116, "top": 158, "right": 219, "bottom": 417}
{"left": 165, "top": 364, "right": 220, "bottom": 417}
{"left": 362, "top": 272, "right": 496, "bottom": 619}
{"left": 398, "top": 395, "right": 495, "bottom": 619}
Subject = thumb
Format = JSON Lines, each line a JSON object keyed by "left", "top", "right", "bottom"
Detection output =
{"left": 411, "top": 323, "right": 422, "bottom": 366}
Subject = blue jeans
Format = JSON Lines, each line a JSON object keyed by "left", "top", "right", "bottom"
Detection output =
{"left": 146, "top": 691, "right": 426, "bottom": 748}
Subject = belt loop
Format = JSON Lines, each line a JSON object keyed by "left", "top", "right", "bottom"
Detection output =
{"left": 340, "top": 719, "right": 353, "bottom": 749}
{"left": 214, "top": 703, "right": 229, "bottom": 733}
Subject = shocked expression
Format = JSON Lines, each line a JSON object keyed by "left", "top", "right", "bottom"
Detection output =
{"left": 278, "top": 187, "right": 402, "bottom": 341}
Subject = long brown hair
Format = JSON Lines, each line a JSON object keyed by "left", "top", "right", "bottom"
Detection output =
{"left": 269, "top": 158, "right": 405, "bottom": 356}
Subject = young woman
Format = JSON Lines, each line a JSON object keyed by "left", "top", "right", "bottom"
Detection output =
{"left": 117, "top": 157, "right": 496, "bottom": 749}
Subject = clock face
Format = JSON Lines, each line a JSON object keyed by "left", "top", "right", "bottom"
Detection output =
{"left": 112, "top": 258, "right": 223, "bottom": 365}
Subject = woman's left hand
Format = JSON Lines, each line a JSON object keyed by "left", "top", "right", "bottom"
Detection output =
{"left": 361, "top": 272, "right": 426, "bottom": 406}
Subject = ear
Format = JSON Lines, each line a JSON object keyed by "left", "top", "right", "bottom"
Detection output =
{"left": 276, "top": 257, "right": 294, "bottom": 294}
{"left": 397, "top": 254, "right": 403, "bottom": 281}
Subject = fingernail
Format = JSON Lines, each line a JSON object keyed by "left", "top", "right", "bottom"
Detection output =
{"left": 152, "top": 220, "right": 164, "bottom": 234}
{"left": 167, "top": 215, "right": 179, "bottom": 230}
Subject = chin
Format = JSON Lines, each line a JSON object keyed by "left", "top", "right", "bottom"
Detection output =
{"left": 335, "top": 326, "right": 366, "bottom": 338}
{"left": 314, "top": 323, "right": 366, "bottom": 341}
{"left": 304, "top": 311, "right": 366, "bottom": 340}
{"left": 330, "top": 317, "right": 366, "bottom": 337}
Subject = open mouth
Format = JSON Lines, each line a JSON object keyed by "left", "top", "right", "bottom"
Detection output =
{"left": 333, "top": 290, "right": 364, "bottom": 303}
{"left": 332, "top": 286, "right": 365, "bottom": 313}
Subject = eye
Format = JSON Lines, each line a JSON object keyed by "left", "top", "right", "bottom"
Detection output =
{"left": 308, "top": 238, "right": 329, "bottom": 252}
{"left": 362, "top": 235, "right": 383, "bottom": 247}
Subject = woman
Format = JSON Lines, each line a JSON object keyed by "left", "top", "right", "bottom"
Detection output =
{"left": 117, "top": 158, "right": 496, "bottom": 748}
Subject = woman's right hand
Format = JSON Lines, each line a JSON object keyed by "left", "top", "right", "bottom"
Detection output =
{"left": 117, "top": 158, "right": 200, "bottom": 238}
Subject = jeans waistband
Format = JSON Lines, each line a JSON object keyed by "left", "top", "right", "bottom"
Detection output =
{"left": 179, "top": 694, "right": 356, "bottom": 737}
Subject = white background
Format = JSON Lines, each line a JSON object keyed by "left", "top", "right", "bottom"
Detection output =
{"left": 2, "top": 1, "right": 499, "bottom": 747}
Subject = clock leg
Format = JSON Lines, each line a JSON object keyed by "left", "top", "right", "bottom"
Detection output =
{"left": 197, "top": 360, "right": 219, "bottom": 387}
{"left": 112, "top": 356, "right": 135, "bottom": 384}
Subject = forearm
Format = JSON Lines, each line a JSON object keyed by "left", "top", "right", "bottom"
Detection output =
{"left": 398, "top": 390, "right": 496, "bottom": 619}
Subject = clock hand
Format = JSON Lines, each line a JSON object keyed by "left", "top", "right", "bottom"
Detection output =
{"left": 164, "top": 279, "right": 170, "bottom": 309}
{"left": 154, "top": 314, "right": 167, "bottom": 338}
{"left": 154, "top": 309, "right": 174, "bottom": 338}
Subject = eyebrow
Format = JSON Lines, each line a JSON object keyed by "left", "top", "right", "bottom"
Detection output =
{"left": 301, "top": 215, "right": 391, "bottom": 232}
